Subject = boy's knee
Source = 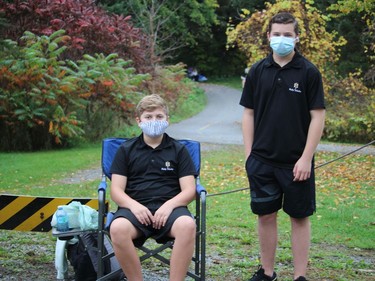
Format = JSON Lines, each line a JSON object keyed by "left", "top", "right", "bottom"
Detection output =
{"left": 173, "top": 216, "right": 196, "bottom": 237}
{"left": 110, "top": 218, "right": 133, "bottom": 241}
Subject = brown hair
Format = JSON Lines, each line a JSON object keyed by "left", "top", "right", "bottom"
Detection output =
{"left": 135, "top": 94, "right": 169, "bottom": 117}
{"left": 268, "top": 12, "right": 299, "bottom": 35}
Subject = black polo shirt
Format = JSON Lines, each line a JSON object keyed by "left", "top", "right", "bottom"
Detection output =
{"left": 240, "top": 52, "right": 325, "bottom": 168}
{"left": 110, "top": 134, "right": 197, "bottom": 207}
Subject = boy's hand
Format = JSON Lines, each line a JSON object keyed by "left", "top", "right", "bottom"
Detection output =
{"left": 131, "top": 204, "right": 153, "bottom": 226}
{"left": 293, "top": 157, "right": 312, "bottom": 181}
{"left": 153, "top": 204, "right": 173, "bottom": 229}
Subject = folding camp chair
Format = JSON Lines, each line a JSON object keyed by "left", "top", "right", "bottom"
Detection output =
{"left": 96, "top": 137, "right": 207, "bottom": 281}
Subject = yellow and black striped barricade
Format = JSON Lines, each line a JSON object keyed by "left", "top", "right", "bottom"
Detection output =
{"left": 0, "top": 194, "right": 107, "bottom": 232}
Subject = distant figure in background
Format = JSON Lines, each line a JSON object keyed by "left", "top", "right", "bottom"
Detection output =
{"left": 187, "top": 67, "right": 208, "bottom": 82}
{"left": 187, "top": 67, "right": 199, "bottom": 81}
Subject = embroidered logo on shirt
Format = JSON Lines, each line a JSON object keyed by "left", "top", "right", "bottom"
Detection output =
{"left": 289, "top": 82, "right": 302, "bottom": 93}
{"left": 161, "top": 161, "right": 174, "bottom": 171}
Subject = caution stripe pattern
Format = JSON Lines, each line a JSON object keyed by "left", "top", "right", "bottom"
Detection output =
{"left": 0, "top": 194, "right": 104, "bottom": 232}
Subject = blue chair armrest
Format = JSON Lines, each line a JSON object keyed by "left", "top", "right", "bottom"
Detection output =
{"left": 195, "top": 177, "right": 207, "bottom": 195}
{"left": 98, "top": 175, "right": 107, "bottom": 192}
{"left": 196, "top": 183, "right": 206, "bottom": 195}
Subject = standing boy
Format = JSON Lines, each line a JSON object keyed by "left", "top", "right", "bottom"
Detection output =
{"left": 109, "top": 94, "right": 197, "bottom": 281}
{"left": 240, "top": 12, "right": 326, "bottom": 281}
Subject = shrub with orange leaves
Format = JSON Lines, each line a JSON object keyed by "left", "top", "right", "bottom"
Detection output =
{"left": 0, "top": 31, "right": 148, "bottom": 151}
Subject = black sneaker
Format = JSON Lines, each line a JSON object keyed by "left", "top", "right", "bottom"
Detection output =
{"left": 294, "top": 277, "right": 307, "bottom": 281}
{"left": 249, "top": 266, "right": 277, "bottom": 281}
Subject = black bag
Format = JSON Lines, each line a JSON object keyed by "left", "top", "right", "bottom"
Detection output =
{"left": 67, "top": 232, "right": 124, "bottom": 281}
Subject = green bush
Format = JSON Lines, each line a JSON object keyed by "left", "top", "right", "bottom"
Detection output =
{"left": 324, "top": 72, "right": 375, "bottom": 143}
{"left": 0, "top": 30, "right": 147, "bottom": 151}
{"left": 0, "top": 31, "right": 206, "bottom": 151}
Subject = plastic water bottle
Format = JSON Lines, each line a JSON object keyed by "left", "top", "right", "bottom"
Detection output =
{"left": 56, "top": 206, "right": 69, "bottom": 232}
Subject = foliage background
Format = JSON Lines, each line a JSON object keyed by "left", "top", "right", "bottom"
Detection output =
{"left": 0, "top": 0, "right": 374, "bottom": 151}
{"left": 226, "top": 0, "right": 374, "bottom": 143}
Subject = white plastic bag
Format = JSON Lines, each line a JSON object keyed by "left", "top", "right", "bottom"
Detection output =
{"left": 51, "top": 201, "right": 98, "bottom": 230}
{"left": 73, "top": 201, "right": 98, "bottom": 230}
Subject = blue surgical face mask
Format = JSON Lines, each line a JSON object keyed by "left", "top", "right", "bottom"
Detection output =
{"left": 270, "top": 36, "right": 296, "bottom": 57}
{"left": 139, "top": 120, "right": 169, "bottom": 138}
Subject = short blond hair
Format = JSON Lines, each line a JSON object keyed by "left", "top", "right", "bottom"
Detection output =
{"left": 135, "top": 94, "right": 169, "bottom": 117}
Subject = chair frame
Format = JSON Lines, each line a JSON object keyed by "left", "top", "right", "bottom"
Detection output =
{"left": 96, "top": 137, "right": 207, "bottom": 281}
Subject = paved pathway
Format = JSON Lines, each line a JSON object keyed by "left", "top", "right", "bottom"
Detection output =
{"left": 166, "top": 84, "right": 243, "bottom": 144}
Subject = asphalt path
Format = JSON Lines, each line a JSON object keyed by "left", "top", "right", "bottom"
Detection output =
{"left": 167, "top": 83, "right": 375, "bottom": 156}
{"left": 166, "top": 83, "right": 243, "bottom": 145}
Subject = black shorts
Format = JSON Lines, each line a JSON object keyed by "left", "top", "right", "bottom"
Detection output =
{"left": 110, "top": 206, "right": 193, "bottom": 247}
{"left": 246, "top": 156, "right": 316, "bottom": 218}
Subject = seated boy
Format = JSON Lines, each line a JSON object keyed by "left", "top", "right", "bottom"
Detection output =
{"left": 109, "top": 94, "right": 197, "bottom": 281}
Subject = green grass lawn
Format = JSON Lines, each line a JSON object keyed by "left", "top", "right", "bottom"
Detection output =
{"left": 0, "top": 144, "right": 102, "bottom": 198}
{"left": 209, "top": 76, "right": 243, "bottom": 90}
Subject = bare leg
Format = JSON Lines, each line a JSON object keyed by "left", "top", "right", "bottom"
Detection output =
{"left": 291, "top": 217, "right": 310, "bottom": 279}
{"left": 110, "top": 217, "right": 143, "bottom": 281}
{"left": 169, "top": 216, "right": 196, "bottom": 281}
{"left": 258, "top": 212, "right": 278, "bottom": 277}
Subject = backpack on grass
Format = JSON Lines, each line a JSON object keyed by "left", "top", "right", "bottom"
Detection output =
{"left": 67, "top": 232, "right": 125, "bottom": 281}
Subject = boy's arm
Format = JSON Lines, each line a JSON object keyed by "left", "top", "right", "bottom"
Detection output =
{"left": 110, "top": 174, "right": 153, "bottom": 226}
{"left": 242, "top": 107, "right": 254, "bottom": 158}
{"left": 293, "top": 108, "right": 326, "bottom": 181}
{"left": 152, "top": 175, "right": 196, "bottom": 229}
{"left": 170, "top": 175, "right": 197, "bottom": 207}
